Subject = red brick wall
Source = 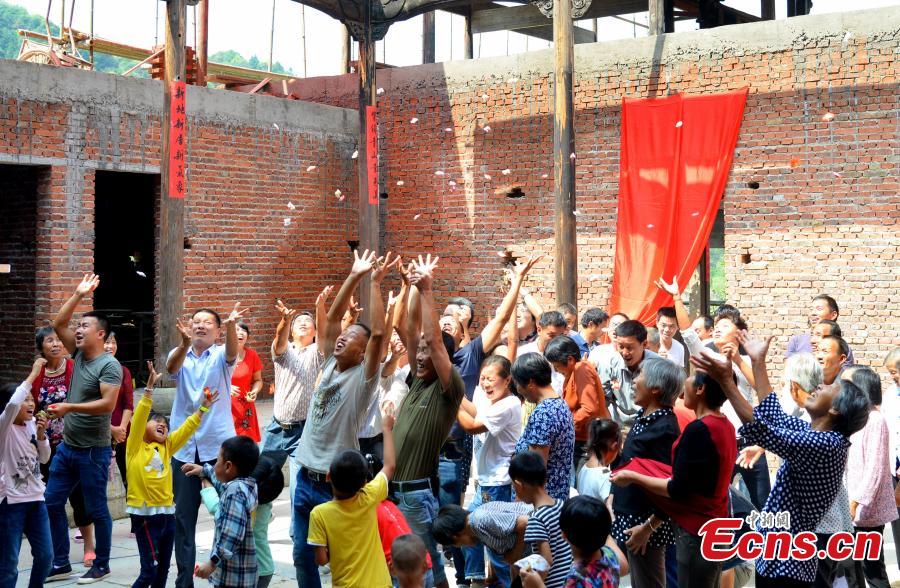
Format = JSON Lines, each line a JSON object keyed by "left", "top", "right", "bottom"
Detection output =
{"left": 0, "top": 65, "right": 359, "bottom": 379}
{"left": 293, "top": 10, "right": 900, "bottom": 371}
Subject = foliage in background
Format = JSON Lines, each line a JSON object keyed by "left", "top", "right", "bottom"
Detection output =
{"left": 209, "top": 49, "right": 293, "bottom": 75}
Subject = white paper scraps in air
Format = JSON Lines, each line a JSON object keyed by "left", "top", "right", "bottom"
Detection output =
{"left": 570, "top": 152, "right": 576, "bottom": 160}
{"left": 542, "top": 173, "right": 549, "bottom": 179}
{"left": 832, "top": 171, "right": 842, "bottom": 178}
{"left": 515, "top": 554, "right": 549, "bottom": 573}
{"left": 497, "top": 251, "right": 507, "bottom": 257}
{"left": 435, "top": 170, "right": 445, "bottom": 176}
{"left": 484, "top": 174, "right": 492, "bottom": 180}
{"left": 306, "top": 165, "right": 317, "bottom": 172}
{"left": 822, "top": 112, "right": 835, "bottom": 122}
{"left": 573, "top": 210, "right": 581, "bottom": 216}
{"left": 0, "top": 264, "right": 10, "bottom": 273}
{"left": 414, "top": 213, "right": 421, "bottom": 220}
{"left": 351, "top": 150, "right": 359, "bottom": 159}
{"left": 410, "top": 117, "right": 419, "bottom": 124}
{"left": 335, "top": 189, "right": 344, "bottom": 201}
{"left": 287, "top": 201, "right": 296, "bottom": 210}
{"left": 843, "top": 31, "right": 852, "bottom": 42}
{"left": 481, "top": 93, "right": 489, "bottom": 101}
{"left": 273, "top": 123, "right": 279, "bottom": 130}
{"left": 136, "top": 271, "right": 147, "bottom": 278}
{"left": 691, "top": 211, "right": 700, "bottom": 217}
{"left": 445, "top": 127, "right": 453, "bottom": 132}
{"left": 675, "top": 121, "right": 683, "bottom": 128}
{"left": 396, "top": 180, "right": 405, "bottom": 186}
{"left": 283, "top": 218, "right": 291, "bottom": 227}
{"left": 483, "top": 125, "right": 491, "bottom": 132}
{"left": 647, "top": 224, "right": 655, "bottom": 229}
{"left": 448, "top": 180, "right": 457, "bottom": 187}
{"left": 376, "top": 87, "right": 385, "bottom": 95}
{"left": 501, "top": 169, "right": 511, "bottom": 175}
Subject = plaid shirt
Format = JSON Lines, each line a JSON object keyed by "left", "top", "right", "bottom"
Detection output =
{"left": 204, "top": 465, "right": 259, "bottom": 587}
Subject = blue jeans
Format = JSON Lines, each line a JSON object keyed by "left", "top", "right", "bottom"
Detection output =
{"left": 439, "top": 456, "right": 466, "bottom": 585}
{"left": 261, "top": 419, "right": 304, "bottom": 538}
{"left": 44, "top": 443, "right": 112, "bottom": 569}
{"left": 131, "top": 514, "right": 175, "bottom": 588}
{"left": 395, "top": 487, "right": 446, "bottom": 586}
{"left": 0, "top": 499, "right": 52, "bottom": 588}
{"left": 463, "top": 485, "right": 512, "bottom": 583}
{"left": 732, "top": 451, "right": 771, "bottom": 510}
{"left": 292, "top": 469, "right": 333, "bottom": 588}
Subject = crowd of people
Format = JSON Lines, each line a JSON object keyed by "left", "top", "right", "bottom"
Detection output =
{"left": 1, "top": 254, "right": 898, "bottom": 588}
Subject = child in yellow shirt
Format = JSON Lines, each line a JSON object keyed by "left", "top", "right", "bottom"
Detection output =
{"left": 126, "top": 362, "right": 218, "bottom": 588}
{"left": 307, "top": 412, "right": 396, "bottom": 588}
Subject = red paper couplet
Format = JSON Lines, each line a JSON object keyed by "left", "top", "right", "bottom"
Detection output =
{"left": 168, "top": 80, "right": 187, "bottom": 199}
{"left": 366, "top": 106, "right": 378, "bottom": 205}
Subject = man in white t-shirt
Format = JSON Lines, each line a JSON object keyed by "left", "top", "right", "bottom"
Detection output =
{"left": 656, "top": 306, "right": 685, "bottom": 369}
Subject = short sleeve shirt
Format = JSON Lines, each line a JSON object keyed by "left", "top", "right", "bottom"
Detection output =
{"left": 450, "top": 336, "right": 487, "bottom": 439}
{"left": 515, "top": 397, "right": 575, "bottom": 501}
{"left": 473, "top": 391, "right": 522, "bottom": 486}
{"left": 111, "top": 365, "right": 134, "bottom": 429}
{"left": 272, "top": 344, "right": 323, "bottom": 424}
{"left": 393, "top": 368, "right": 465, "bottom": 482}
{"left": 468, "top": 501, "right": 533, "bottom": 555}
{"left": 307, "top": 472, "right": 392, "bottom": 588}
{"left": 525, "top": 499, "right": 573, "bottom": 588}
{"left": 64, "top": 350, "right": 122, "bottom": 448}
{"left": 296, "top": 355, "right": 381, "bottom": 473}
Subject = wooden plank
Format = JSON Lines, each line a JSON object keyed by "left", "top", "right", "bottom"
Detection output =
{"left": 422, "top": 11, "right": 436, "bottom": 63}
{"left": 471, "top": 0, "right": 644, "bottom": 34}
{"left": 553, "top": 0, "right": 577, "bottom": 307}
{"left": 760, "top": 0, "right": 775, "bottom": 19}
{"left": 158, "top": 0, "right": 185, "bottom": 379}
{"left": 513, "top": 24, "right": 595, "bottom": 44}
{"left": 357, "top": 5, "right": 379, "bottom": 325}
{"left": 649, "top": 0, "right": 666, "bottom": 34}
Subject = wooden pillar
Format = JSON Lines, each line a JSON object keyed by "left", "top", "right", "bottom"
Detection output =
{"left": 357, "top": 11, "right": 379, "bottom": 325}
{"left": 340, "top": 25, "right": 351, "bottom": 74}
{"left": 197, "top": 0, "right": 208, "bottom": 85}
{"left": 553, "top": 0, "right": 577, "bottom": 307}
{"left": 664, "top": 0, "right": 675, "bottom": 32}
{"left": 463, "top": 6, "right": 473, "bottom": 59}
{"left": 422, "top": 12, "right": 436, "bottom": 63}
{"left": 761, "top": 0, "right": 775, "bottom": 19}
{"left": 648, "top": 0, "right": 666, "bottom": 35}
{"left": 158, "top": 0, "right": 186, "bottom": 375}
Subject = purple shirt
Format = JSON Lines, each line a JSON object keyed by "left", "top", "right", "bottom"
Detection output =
{"left": 785, "top": 332, "right": 855, "bottom": 366}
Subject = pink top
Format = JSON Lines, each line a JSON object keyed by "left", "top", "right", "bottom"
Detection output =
{"left": 0, "top": 383, "right": 51, "bottom": 503}
{"left": 847, "top": 409, "right": 899, "bottom": 527}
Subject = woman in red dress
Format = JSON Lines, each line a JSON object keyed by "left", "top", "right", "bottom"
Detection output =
{"left": 231, "top": 322, "right": 264, "bottom": 441}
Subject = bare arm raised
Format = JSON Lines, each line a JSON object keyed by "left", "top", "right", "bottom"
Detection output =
{"left": 321, "top": 249, "right": 378, "bottom": 357}
{"left": 53, "top": 273, "right": 99, "bottom": 355}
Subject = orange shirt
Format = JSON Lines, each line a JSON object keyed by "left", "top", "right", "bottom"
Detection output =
{"left": 562, "top": 361, "right": 610, "bottom": 441}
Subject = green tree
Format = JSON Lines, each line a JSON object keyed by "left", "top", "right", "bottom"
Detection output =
{"left": 209, "top": 49, "right": 293, "bottom": 75}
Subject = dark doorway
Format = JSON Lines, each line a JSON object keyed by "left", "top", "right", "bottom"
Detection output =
{"left": 0, "top": 164, "right": 43, "bottom": 375}
{"left": 93, "top": 170, "right": 157, "bottom": 384}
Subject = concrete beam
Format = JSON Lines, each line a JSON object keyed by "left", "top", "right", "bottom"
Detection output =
{"left": 471, "top": 0, "right": 645, "bottom": 34}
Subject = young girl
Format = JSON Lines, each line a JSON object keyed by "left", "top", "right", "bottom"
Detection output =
{"left": 127, "top": 362, "right": 218, "bottom": 588}
{"left": 576, "top": 419, "right": 620, "bottom": 504}
{"left": 0, "top": 358, "right": 52, "bottom": 588}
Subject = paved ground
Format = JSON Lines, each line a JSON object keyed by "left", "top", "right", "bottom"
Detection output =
{"left": 15, "top": 399, "right": 900, "bottom": 587}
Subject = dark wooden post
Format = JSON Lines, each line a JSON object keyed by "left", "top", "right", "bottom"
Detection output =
{"left": 553, "top": 0, "right": 577, "bottom": 307}
{"left": 357, "top": 6, "right": 379, "bottom": 325}
{"left": 423, "top": 12, "right": 436, "bottom": 63}
{"left": 761, "top": 0, "right": 775, "bottom": 19}
{"left": 463, "top": 5, "right": 474, "bottom": 59}
{"left": 648, "top": 0, "right": 666, "bottom": 35}
{"left": 197, "top": 0, "right": 208, "bottom": 85}
{"left": 158, "top": 0, "right": 186, "bottom": 375}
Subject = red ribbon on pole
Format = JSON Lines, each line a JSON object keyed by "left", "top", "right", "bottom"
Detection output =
{"left": 168, "top": 80, "right": 187, "bottom": 199}
{"left": 366, "top": 105, "right": 378, "bottom": 205}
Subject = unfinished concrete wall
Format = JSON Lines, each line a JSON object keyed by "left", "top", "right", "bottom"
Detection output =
{"left": 293, "top": 6, "right": 900, "bottom": 369}
{"left": 0, "top": 60, "right": 359, "bottom": 376}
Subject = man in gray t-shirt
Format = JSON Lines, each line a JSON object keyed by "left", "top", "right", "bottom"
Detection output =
{"left": 292, "top": 250, "right": 396, "bottom": 588}
{"left": 45, "top": 274, "right": 122, "bottom": 582}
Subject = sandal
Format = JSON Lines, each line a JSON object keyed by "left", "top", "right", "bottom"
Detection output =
{"left": 73, "top": 533, "right": 84, "bottom": 544}
{"left": 83, "top": 551, "right": 96, "bottom": 568}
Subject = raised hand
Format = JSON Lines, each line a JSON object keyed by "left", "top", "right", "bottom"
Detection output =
{"left": 35, "top": 414, "right": 48, "bottom": 439}
{"left": 736, "top": 445, "right": 765, "bottom": 469}
{"left": 654, "top": 275, "right": 679, "bottom": 297}
{"left": 202, "top": 389, "right": 220, "bottom": 410}
{"left": 315, "top": 286, "right": 334, "bottom": 309}
{"left": 351, "top": 248, "right": 378, "bottom": 276}
{"left": 409, "top": 254, "right": 440, "bottom": 291}
{"left": 689, "top": 349, "right": 734, "bottom": 384}
{"left": 275, "top": 299, "right": 297, "bottom": 321}
{"left": 181, "top": 463, "right": 204, "bottom": 477}
{"left": 371, "top": 251, "right": 400, "bottom": 283}
{"left": 75, "top": 273, "right": 100, "bottom": 296}
{"left": 399, "top": 261, "right": 413, "bottom": 286}
{"left": 146, "top": 360, "right": 162, "bottom": 389}
{"left": 513, "top": 255, "right": 543, "bottom": 280}
{"left": 222, "top": 302, "right": 247, "bottom": 326}
{"left": 29, "top": 357, "right": 47, "bottom": 381}
{"left": 175, "top": 318, "right": 193, "bottom": 346}
{"left": 736, "top": 331, "right": 773, "bottom": 363}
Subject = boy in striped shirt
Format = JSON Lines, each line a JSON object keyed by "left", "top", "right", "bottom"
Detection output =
{"left": 511, "top": 451, "right": 573, "bottom": 588}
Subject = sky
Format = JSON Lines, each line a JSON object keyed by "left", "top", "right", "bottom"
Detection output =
{"left": 7, "top": 0, "right": 896, "bottom": 77}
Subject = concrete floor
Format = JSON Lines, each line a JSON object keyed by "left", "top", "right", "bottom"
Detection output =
{"left": 14, "top": 399, "right": 900, "bottom": 587}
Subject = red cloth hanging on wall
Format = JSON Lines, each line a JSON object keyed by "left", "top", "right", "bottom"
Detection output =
{"left": 608, "top": 88, "right": 748, "bottom": 326}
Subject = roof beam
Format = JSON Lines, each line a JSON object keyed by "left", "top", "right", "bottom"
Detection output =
{"left": 472, "top": 0, "right": 646, "bottom": 34}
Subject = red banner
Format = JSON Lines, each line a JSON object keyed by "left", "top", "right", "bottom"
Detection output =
{"left": 168, "top": 81, "right": 187, "bottom": 199}
{"left": 608, "top": 88, "right": 748, "bottom": 324}
{"left": 366, "top": 106, "right": 378, "bottom": 205}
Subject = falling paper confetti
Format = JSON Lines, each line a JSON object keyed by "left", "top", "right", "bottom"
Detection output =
{"left": 335, "top": 189, "right": 343, "bottom": 201}
{"left": 790, "top": 158, "right": 801, "bottom": 169}
{"left": 507, "top": 77, "right": 519, "bottom": 84}
{"left": 351, "top": 150, "right": 358, "bottom": 159}
{"left": 283, "top": 218, "right": 291, "bottom": 227}
{"left": 501, "top": 169, "right": 511, "bottom": 175}
{"left": 497, "top": 251, "right": 507, "bottom": 257}
{"left": 481, "top": 94, "right": 489, "bottom": 101}
{"left": 376, "top": 87, "right": 385, "bottom": 95}
{"left": 675, "top": 121, "right": 683, "bottom": 128}
{"left": 136, "top": 271, "right": 147, "bottom": 278}
{"left": 541, "top": 174, "right": 549, "bottom": 179}
{"left": 445, "top": 127, "right": 453, "bottom": 132}
{"left": 843, "top": 31, "right": 852, "bottom": 42}
{"left": 396, "top": 180, "right": 405, "bottom": 186}
{"left": 483, "top": 125, "right": 491, "bottom": 132}
{"left": 832, "top": 171, "right": 842, "bottom": 178}
{"left": 410, "top": 117, "right": 419, "bottom": 124}
{"left": 287, "top": 202, "right": 296, "bottom": 210}
{"left": 449, "top": 180, "right": 457, "bottom": 186}
{"left": 435, "top": 170, "right": 445, "bottom": 176}
{"left": 307, "top": 165, "right": 317, "bottom": 172}
{"left": 821, "top": 112, "right": 835, "bottom": 122}
{"left": 273, "top": 123, "right": 279, "bottom": 130}
{"left": 691, "top": 211, "right": 700, "bottom": 217}
{"left": 414, "top": 214, "right": 422, "bottom": 220}
{"left": 484, "top": 174, "right": 492, "bottom": 180}
{"left": 570, "top": 153, "right": 576, "bottom": 160}
{"left": 573, "top": 210, "right": 581, "bottom": 216}
{"left": 647, "top": 224, "right": 655, "bottom": 229}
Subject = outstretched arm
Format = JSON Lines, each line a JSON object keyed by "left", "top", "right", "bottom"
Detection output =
{"left": 223, "top": 303, "right": 246, "bottom": 364}
{"left": 364, "top": 252, "right": 398, "bottom": 380}
{"left": 272, "top": 299, "right": 298, "bottom": 357}
{"left": 691, "top": 350, "right": 754, "bottom": 424}
{"left": 405, "top": 268, "right": 422, "bottom": 372}
{"left": 314, "top": 286, "right": 334, "bottom": 356}
{"left": 481, "top": 256, "right": 542, "bottom": 352}
{"left": 53, "top": 273, "right": 99, "bottom": 355}
{"left": 655, "top": 276, "right": 691, "bottom": 330}
{"left": 411, "top": 255, "right": 453, "bottom": 390}
{"left": 737, "top": 332, "right": 775, "bottom": 405}
{"left": 167, "top": 319, "right": 193, "bottom": 375}
{"left": 322, "top": 249, "right": 378, "bottom": 356}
